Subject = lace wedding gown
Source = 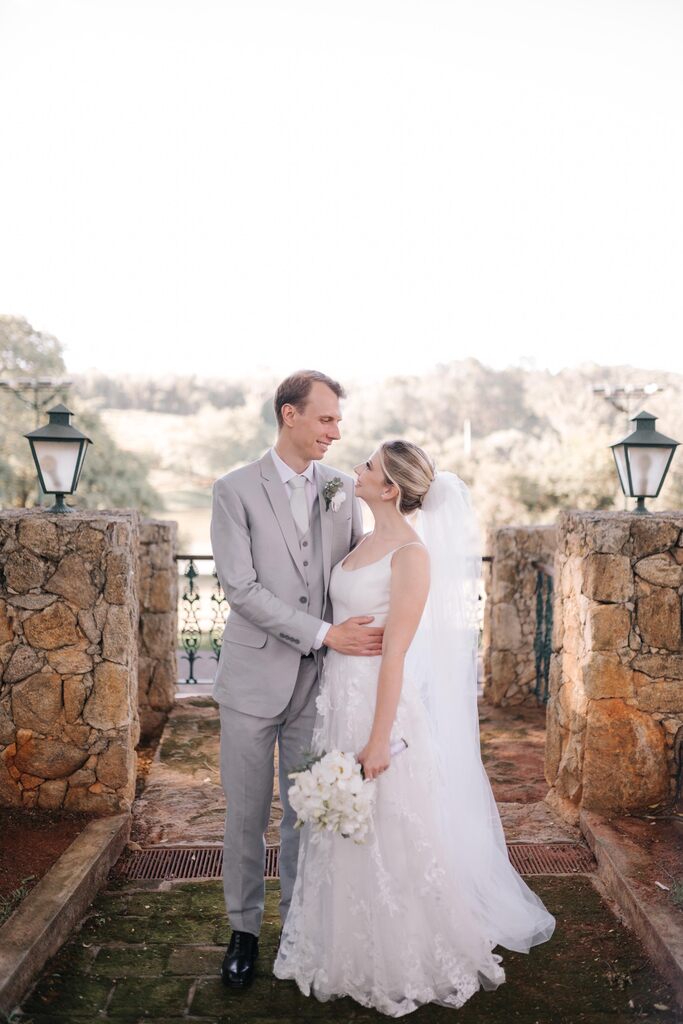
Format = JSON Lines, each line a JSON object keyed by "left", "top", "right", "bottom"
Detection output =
{"left": 273, "top": 543, "right": 540, "bottom": 1017}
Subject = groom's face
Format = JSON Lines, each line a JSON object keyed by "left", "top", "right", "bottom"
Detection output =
{"left": 288, "top": 382, "right": 342, "bottom": 462}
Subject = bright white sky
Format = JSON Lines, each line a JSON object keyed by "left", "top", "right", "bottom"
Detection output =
{"left": 0, "top": 0, "right": 681, "bottom": 380}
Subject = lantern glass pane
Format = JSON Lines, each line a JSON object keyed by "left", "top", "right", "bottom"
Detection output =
{"left": 32, "top": 439, "right": 80, "bottom": 493}
{"left": 73, "top": 441, "right": 88, "bottom": 489}
{"left": 612, "top": 444, "right": 630, "bottom": 494}
{"left": 625, "top": 445, "right": 672, "bottom": 497}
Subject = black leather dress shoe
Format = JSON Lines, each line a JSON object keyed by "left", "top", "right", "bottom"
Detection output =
{"left": 222, "top": 930, "right": 259, "bottom": 988}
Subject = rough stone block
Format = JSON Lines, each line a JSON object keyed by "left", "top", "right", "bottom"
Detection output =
{"left": 148, "top": 662, "right": 177, "bottom": 711}
{"left": 637, "top": 587, "right": 682, "bottom": 651}
{"left": 83, "top": 662, "right": 131, "bottom": 730}
{"left": 544, "top": 695, "right": 564, "bottom": 783}
{"left": 23, "top": 602, "right": 79, "bottom": 650}
{"left": 491, "top": 603, "right": 522, "bottom": 651}
{"left": 633, "top": 679, "right": 683, "bottom": 714}
{"left": 586, "top": 518, "right": 631, "bottom": 554}
{"left": 584, "top": 603, "right": 631, "bottom": 651}
{"left": 11, "top": 668, "right": 63, "bottom": 732}
{"left": 144, "top": 570, "right": 177, "bottom": 614}
{"left": 44, "top": 552, "right": 97, "bottom": 608}
{"left": 0, "top": 755, "right": 22, "bottom": 806}
{"left": 78, "top": 609, "right": 101, "bottom": 644}
{"left": 630, "top": 519, "right": 680, "bottom": 558}
{"left": 582, "top": 554, "right": 633, "bottom": 603}
{"left": 104, "top": 550, "right": 130, "bottom": 604}
{"left": 64, "top": 785, "right": 123, "bottom": 814}
{"left": 558, "top": 673, "right": 588, "bottom": 729}
{"left": 17, "top": 517, "right": 60, "bottom": 559}
{"left": 14, "top": 737, "right": 89, "bottom": 779}
{"left": 631, "top": 653, "right": 683, "bottom": 679}
{"left": 634, "top": 553, "right": 683, "bottom": 588}
{"left": 47, "top": 645, "right": 93, "bottom": 675}
{"left": 64, "top": 674, "right": 90, "bottom": 723}
{"left": 97, "top": 741, "right": 134, "bottom": 790}
{"left": 582, "top": 654, "right": 634, "bottom": 699}
{"left": 4, "top": 548, "right": 47, "bottom": 592}
{"left": 140, "top": 614, "right": 176, "bottom": 662}
{"left": 582, "top": 699, "right": 670, "bottom": 813}
{"left": 102, "top": 605, "right": 134, "bottom": 664}
{"left": 37, "top": 777, "right": 68, "bottom": 809}
{"left": 75, "top": 525, "right": 106, "bottom": 561}
{"left": 2, "top": 645, "right": 44, "bottom": 684}
{"left": 0, "top": 600, "right": 14, "bottom": 644}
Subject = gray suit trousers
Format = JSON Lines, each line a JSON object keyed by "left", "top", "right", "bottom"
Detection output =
{"left": 219, "top": 654, "right": 319, "bottom": 935}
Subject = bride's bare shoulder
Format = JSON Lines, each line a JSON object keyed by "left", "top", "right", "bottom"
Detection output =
{"left": 390, "top": 540, "right": 429, "bottom": 567}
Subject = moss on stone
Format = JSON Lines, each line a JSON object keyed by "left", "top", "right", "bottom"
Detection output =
{"left": 20, "top": 875, "right": 682, "bottom": 1023}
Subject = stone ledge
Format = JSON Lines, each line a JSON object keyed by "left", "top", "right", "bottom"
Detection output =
{"left": 0, "top": 811, "right": 130, "bottom": 1015}
{"left": 580, "top": 809, "right": 683, "bottom": 1008}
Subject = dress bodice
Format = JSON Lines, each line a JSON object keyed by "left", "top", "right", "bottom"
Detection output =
{"left": 329, "top": 545, "right": 414, "bottom": 627}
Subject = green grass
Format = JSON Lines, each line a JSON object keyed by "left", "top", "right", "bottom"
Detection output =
{"left": 0, "top": 876, "right": 35, "bottom": 926}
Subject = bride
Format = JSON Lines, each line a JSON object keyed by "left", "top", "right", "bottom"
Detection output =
{"left": 273, "top": 439, "right": 556, "bottom": 1017}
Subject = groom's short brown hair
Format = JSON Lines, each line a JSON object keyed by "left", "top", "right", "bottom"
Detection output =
{"left": 274, "top": 370, "right": 346, "bottom": 430}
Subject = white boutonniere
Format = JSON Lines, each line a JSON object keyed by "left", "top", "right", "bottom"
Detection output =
{"left": 322, "top": 477, "right": 346, "bottom": 512}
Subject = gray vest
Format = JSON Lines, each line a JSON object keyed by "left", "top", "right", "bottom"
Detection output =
{"left": 297, "top": 494, "right": 325, "bottom": 621}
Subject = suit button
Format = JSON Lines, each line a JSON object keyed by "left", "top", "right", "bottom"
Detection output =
{"left": 302, "top": 541, "right": 308, "bottom": 547}
{"left": 303, "top": 560, "right": 309, "bottom": 567}
{"left": 299, "top": 597, "right": 307, "bottom": 604}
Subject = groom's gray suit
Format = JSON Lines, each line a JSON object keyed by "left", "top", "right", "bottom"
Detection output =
{"left": 211, "top": 449, "right": 363, "bottom": 935}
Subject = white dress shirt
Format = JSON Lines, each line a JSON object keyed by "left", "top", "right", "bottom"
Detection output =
{"left": 270, "top": 447, "right": 331, "bottom": 650}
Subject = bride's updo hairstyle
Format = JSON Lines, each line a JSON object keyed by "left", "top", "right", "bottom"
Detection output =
{"left": 378, "top": 440, "right": 436, "bottom": 515}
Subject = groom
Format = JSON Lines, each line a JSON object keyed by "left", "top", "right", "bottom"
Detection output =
{"left": 210, "top": 369, "right": 383, "bottom": 989}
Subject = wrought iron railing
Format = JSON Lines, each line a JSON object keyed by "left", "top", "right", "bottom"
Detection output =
{"left": 175, "top": 553, "right": 495, "bottom": 686}
{"left": 532, "top": 560, "right": 554, "bottom": 704}
{"left": 175, "top": 555, "right": 228, "bottom": 685}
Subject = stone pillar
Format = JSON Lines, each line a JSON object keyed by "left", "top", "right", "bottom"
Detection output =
{"left": 482, "top": 525, "right": 557, "bottom": 705}
{"left": 138, "top": 519, "right": 178, "bottom": 740}
{"left": 0, "top": 509, "right": 140, "bottom": 814}
{"left": 546, "top": 511, "right": 683, "bottom": 825}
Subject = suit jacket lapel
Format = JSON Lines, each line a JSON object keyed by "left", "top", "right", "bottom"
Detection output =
{"left": 260, "top": 452, "right": 306, "bottom": 582}
{"left": 317, "top": 464, "right": 334, "bottom": 600}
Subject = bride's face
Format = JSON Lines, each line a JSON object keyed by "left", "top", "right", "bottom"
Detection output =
{"left": 353, "top": 449, "right": 397, "bottom": 505}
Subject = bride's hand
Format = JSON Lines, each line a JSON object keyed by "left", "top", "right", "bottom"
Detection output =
{"left": 357, "top": 740, "right": 391, "bottom": 781}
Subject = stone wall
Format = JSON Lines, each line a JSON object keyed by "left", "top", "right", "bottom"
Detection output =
{"left": 0, "top": 510, "right": 140, "bottom": 814}
{"left": 545, "top": 511, "right": 683, "bottom": 824}
{"left": 138, "top": 519, "right": 178, "bottom": 740}
{"left": 482, "top": 524, "right": 557, "bottom": 706}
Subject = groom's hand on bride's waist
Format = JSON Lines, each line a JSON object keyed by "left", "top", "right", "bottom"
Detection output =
{"left": 324, "top": 617, "right": 384, "bottom": 657}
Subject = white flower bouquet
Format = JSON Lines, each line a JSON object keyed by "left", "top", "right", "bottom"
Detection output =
{"left": 288, "top": 750, "right": 374, "bottom": 844}
{"left": 287, "top": 740, "right": 407, "bottom": 844}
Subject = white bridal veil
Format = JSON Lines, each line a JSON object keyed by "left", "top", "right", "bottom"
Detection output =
{"left": 405, "top": 471, "right": 556, "bottom": 974}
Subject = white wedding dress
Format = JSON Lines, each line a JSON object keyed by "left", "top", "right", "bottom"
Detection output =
{"left": 273, "top": 543, "right": 545, "bottom": 1017}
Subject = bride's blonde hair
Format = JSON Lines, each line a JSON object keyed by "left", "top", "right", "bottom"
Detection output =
{"left": 378, "top": 440, "right": 435, "bottom": 515}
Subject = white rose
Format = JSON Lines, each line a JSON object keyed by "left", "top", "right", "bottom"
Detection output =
{"left": 330, "top": 490, "right": 347, "bottom": 512}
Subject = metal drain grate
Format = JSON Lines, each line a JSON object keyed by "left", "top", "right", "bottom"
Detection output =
{"left": 119, "top": 842, "right": 594, "bottom": 881}
{"left": 507, "top": 842, "right": 596, "bottom": 875}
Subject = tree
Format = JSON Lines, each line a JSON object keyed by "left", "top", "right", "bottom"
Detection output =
{"left": 0, "top": 316, "right": 161, "bottom": 512}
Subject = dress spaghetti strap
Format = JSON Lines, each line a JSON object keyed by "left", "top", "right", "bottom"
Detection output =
{"left": 389, "top": 540, "right": 427, "bottom": 564}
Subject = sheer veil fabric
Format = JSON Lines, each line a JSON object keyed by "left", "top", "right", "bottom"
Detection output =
{"left": 406, "top": 471, "right": 556, "bottom": 974}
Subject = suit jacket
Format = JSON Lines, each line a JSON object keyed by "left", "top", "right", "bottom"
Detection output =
{"left": 210, "top": 450, "right": 364, "bottom": 716}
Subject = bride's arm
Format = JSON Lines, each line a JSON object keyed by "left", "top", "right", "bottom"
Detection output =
{"left": 357, "top": 544, "right": 430, "bottom": 781}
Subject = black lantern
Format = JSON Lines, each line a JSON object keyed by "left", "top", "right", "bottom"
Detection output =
{"left": 610, "top": 411, "right": 679, "bottom": 514}
{"left": 24, "top": 404, "right": 92, "bottom": 513}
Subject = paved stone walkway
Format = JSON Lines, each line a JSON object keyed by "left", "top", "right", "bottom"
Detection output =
{"left": 19, "top": 876, "right": 681, "bottom": 1022}
{"left": 131, "top": 695, "right": 579, "bottom": 848}
{"left": 14, "top": 695, "right": 682, "bottom": 1022}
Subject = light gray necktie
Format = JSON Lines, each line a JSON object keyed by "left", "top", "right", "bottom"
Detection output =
{"left": 288, "top": 475, "right": 309, "bottom": 536}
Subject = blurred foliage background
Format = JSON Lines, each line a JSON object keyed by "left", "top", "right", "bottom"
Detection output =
{"left": 2, "top": 315, "right": 682, "bottom": 547}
